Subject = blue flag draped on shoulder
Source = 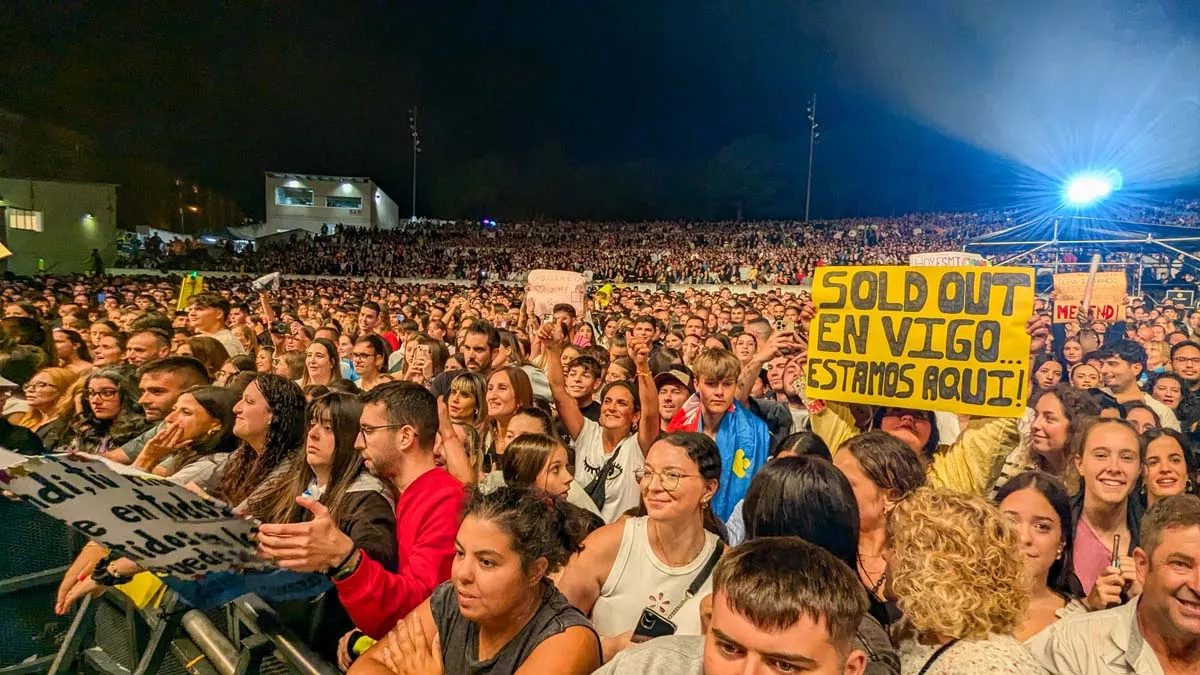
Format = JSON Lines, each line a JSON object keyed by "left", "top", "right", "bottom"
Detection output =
{"left": 667, "top": 395, "right": 770, "bottom": 521}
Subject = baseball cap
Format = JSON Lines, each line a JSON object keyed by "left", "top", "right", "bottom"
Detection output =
{"left": 654, "top": 366, "right": 694, "bottom": 393}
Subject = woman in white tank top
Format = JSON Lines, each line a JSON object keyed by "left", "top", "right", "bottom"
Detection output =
{"left": 557, "top": 432, "right": 727, "bottom": 663}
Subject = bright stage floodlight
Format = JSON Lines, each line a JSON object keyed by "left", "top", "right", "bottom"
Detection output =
{"left": 1064, "top": 173, "right": 1116, "bottom": 205}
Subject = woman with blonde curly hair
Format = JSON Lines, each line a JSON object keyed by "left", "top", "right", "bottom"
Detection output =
{"left": 888, "top": 487, "right": 1043, "bottom": 674}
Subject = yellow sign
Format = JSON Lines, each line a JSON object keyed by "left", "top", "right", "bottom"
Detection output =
{"left": 806, "top": 266, "right": 1035, "bottom": 418}
{"left": 1052, "top": 272, "right": 1126, "bottom": 323}
{"left": 176, "top": 274, "right": 205, "bottom": 312}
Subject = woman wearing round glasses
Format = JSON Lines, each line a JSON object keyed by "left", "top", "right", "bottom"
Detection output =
{"left": 61, "top": 367, "right": 151, "bottom": 454}
{"left": 557, "top": 432, "right": 724, "bottom": 664}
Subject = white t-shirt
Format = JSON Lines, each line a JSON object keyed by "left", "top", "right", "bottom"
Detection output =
{"left": 573, "top": 418, "right": 644, "bottom": 524}
{"left": 203, "top": 328, "right": 245, "bottom": 356}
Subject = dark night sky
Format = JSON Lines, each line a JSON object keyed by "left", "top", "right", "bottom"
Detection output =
{"left": 2, "top": 1, "right": 1196, "bottom": 220}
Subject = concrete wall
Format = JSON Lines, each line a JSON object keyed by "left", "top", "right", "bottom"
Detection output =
{"left": 372, "top": 184, "right": 401, "bottom": 230}
{"left": 0, "top": 177, "right": 118, "bottom": 275}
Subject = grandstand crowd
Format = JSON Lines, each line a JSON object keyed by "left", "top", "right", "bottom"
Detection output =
{"left": 2, "top": 253, "right": 1200, "bottom": 674}
{"left": 117, "top": 202, "right": 1200, "bottom": 286}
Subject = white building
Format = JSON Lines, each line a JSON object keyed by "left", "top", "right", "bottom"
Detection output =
{"left": 263, "top": 172, "right": 400, "bottom": 236}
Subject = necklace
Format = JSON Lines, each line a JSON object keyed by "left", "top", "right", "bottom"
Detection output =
{"left": 857, "top": 552, "right": 887, "bottom": 596}
{"left": 651, "top": 520, "right": 700, "bottom": 567}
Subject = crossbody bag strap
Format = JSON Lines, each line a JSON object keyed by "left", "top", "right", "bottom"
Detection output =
{"left": 917, "top": 639, "right": 959, "bottom": 675}
{"left": 584, "top": 450, "right": 621, "bottom": 502}
{"left": 664, "top": 541, "right": 725, "bottom": 621}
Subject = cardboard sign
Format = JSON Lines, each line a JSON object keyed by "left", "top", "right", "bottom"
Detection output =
{"left": 175, "top": 273, "right": 205, "bottom": 312}
{"left": 1052, "top": 272, "right": 1126, "bottom": 323}
{"left": 0, "top": 451, "right": 269, "bottom": 580}
{"left": 908, "top": 251, "right": 987, "bottom": 267}
{"left": 806, "top": 266, "right": 1035, "bottom": 418}
{"left": 526, "top": 269, "right": 586, "bottom": 318}
{"left": 1164, "top": 289, "right": 1195, "bottom": 307}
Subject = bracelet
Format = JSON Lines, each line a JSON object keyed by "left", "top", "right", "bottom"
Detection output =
{"left": 636, "top": 369, "right": 651, "bottom": 378}
{"left": 329, "top": 548, "right": 361, "bottom": 581}
{"left": 91, "top": 556, "right": 132, "bottom": 587}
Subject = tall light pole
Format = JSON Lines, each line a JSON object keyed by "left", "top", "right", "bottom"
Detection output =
{"left": 804, "top": 93, "right": 819, "bottom": 224}
{"left": 409, "top": 106, "right": 422, "bottom": 222}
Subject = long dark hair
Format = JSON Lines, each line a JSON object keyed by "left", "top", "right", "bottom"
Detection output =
{"left": 172, "top": 386, "right": 240, "bottom": 471}
{"left": 741, "top": 456, "right": 860, "bottom": 571}
{"left": 1140, "top": 428, "right": 1200, "bottom": 500}
{"left": 994, "top": 471, "right": 1077, "bottom": 597}
{"left": 219, "top": 374, "right": 305, "bottom": 515}
{"left": 258, "top": 392, "right": 368, "bottom": 526}
{"left": 56, "top": 328, "right": 91, "bottom": 363}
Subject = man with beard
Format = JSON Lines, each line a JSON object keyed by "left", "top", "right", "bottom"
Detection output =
{"left": 1046, "top": 495, "right": 1200, "bottom": 674}
{"left": 256, "top": 382, "right": 463, "bottom": 639}
{"left": 1170, "top": 341, "right": 1200, "bottom": 395}
{"left": 428, "top": 321, "right": 499, "bottom": 399}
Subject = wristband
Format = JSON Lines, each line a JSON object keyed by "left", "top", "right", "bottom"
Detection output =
{"left": 329, "top": 548, "right": 361, "bottom": 581}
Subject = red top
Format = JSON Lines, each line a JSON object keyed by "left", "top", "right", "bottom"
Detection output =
{"left": 334, "top": 466, "right": 464, "bottom": 639}
{"left": 380, "top": 331, "right": 400, "bottom": 352}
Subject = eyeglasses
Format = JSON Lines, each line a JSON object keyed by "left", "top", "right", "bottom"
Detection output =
{"left": 351, "top": 352, "right": 377, "bottom": 360}
{"left": 634, "top": 467, "right": 701, "bottom": 492}
{"left": 86, "top": 389, "right": 120, "bottom": 401}
{"left": 357, "top": 423, "right": 407, "bottom": 442}
{"left": 23, "top": 382, "right": 58, "bottom": 392}
{"left": 1173, "top": 356, "right": 1200, "bottom": 366}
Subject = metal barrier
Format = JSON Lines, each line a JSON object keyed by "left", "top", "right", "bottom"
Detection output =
{"left": 1, "top": 499, "right": 340, "bottom": 675}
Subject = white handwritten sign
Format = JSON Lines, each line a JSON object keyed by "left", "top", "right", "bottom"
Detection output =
{"left": 908, "top": 251, "right": 987, "bottom": 267}
{"left": 526, "top": 269, "right": 586, "bottom": 317}
{"left": 0, "top": 451, "right": 269, "bottom": 580}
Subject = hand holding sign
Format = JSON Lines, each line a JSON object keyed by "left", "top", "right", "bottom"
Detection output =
{"left": 257, "top": 496, "right": 355, "bottom": 573}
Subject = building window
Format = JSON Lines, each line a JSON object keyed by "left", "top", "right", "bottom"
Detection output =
{"left": 275, "top": 187, "right": 314, "bottom": 206}
{"left": 325, "top": 196, "right": 363, "bottom": 209}
{"left": 6, "top": 209, "right": 43, "bottom": 232}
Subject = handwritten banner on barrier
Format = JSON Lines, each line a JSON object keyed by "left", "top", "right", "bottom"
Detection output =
{"left": 908, "top": 251, "right": 987, "bottom": 267}
{"left": 526, "top": 269, "right": 586, "bottom": 318}
{"left": 0, "top": 450, "right": 269, "bottom": 580}
{"left": 1051, "top": 272, "right": 1126, "bottom": 323}
{"left": 806, "top": 266, "right": 1035, "bottom": 418}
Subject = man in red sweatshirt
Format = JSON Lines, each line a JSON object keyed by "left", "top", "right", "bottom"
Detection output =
{"left": 257, "top": 382, "right": 465, "bottom": 639}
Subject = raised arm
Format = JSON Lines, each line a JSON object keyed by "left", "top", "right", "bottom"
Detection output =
{"left": 437, "top": 398, "right": 478, "bottom": 486}
{"left": 630, "top": 339, "right": 660, "bottom": 453}
{"left": 542, "top": 321, "right": 585, "bottom": 440}
{"left": 735, "top": 330, "right": 801, "bottom": 406}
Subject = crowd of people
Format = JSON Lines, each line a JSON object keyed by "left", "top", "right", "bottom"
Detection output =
{"left": 2, "top": 267, "right": 1199, "bottom": 675}
{"left": 114, "top": 203, "right": 1200, "bottom": 287}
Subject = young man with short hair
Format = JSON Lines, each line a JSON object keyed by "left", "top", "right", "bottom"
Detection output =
{"left": 565, "top": 355, "right": 604, "bottom": 422}
{"left": 597, "top": 537, "right": 868, "bottom": 675}
{"left": 1045, "top": 495, "right": 1200, "bottom": 674}
{"left": 428, "top": 321, "right": 499, "bottom": 398}
{"left": 186, "top": 292, "right": 244, "bottom": 355}
{"left": 1097, "top": 340, "right": 1180, "bottom": 430}
{"left": 102, "top": 356, "right": 212, "bottom": 464}
{"left": 256, "top": 382, "right": 464, "bottom": 639}
{"left": 667, "top": 348, "right": 770, "bottom": 520}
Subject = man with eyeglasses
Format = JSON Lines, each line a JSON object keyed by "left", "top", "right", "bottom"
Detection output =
{"left": 256, "top": 382, "right": 464, "bottom": 640}
{"left": 1170, "top": 341, "right": 1200, "bottom": 395}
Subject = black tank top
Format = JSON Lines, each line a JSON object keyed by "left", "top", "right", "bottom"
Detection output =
{"left": 430, "top": 579, "right": 599, "bottom": 675}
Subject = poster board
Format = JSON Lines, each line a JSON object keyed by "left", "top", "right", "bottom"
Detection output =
{"left": 1164, "top": 289, "right": 1195, "bottom": 307}
{"left": 1051, "top": 272, "right": 1126, "bottom": 323}
{"left": 526, "top": 269, "right": 586, "bottom": 318}
{"left": 908, "top": 251, "right": 987, "bottom": 267}
{"left": 175, "top": 273, "right": 205, "bottom": 312}
{"left": 806, "top": 266, "right": 1035, "bottom": 418}
{"left": 0, "top": 451, "right": 269, "bottom": 580}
